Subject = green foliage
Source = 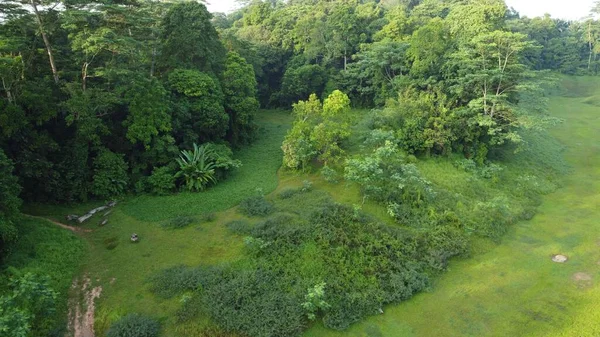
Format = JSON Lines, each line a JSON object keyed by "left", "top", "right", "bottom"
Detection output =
{"left": 0, "top": 273, "right": 57, "bottom": 337}
{"left": 302, "top": 282, "right": 330, "bottom": 320}
{"left": 152, "top": 200, "right": 431, "bottom": 336}
{"left": 146, "top": 166, "right": 176, "bottom": 196}
{"left": 168, "top": 69, "right": 229, "bottom": 146}
{"left": 279, "top": 64, "right": 327, "bottom": 106}
{"left": 0, "top": 149, "right": 21, "bottom": 252}
{"left": 106, "top": 313, "right": 160, "bottom": 337}
{"left": 1, "top": 218, "right": 84, "bottom": 337}
{"left": 222, "top": 52, "right": 260, "bottom": 145}
{"left": 160, "top": 2, "right": 226, "bottom": 74}
{"left": 92, "top": 149, "right": 129, "bottom": 199}
{"left": 345, "top": 141, "right": 434, "bottom": 208}
{"left": 174, "top": 143, "right": 240, "bottom": 192}
{"left": 238, "top": 196, "right": 274, "bottom": 217}
{"left": 124, "top": 78, "right": 172, "bottom": 148}
{"left": 225, "top": 220, "right": 253, "bottom": 235}
{"left": 321, "top": 166, "right": 340, "bottom": 184}
{"left": 277, "top": 188, "right": 302, "bottom": 199}
{"left": 148, "top": 264, "right": 205, "bottom": 299}
{"left": 282, "top": 91, "right": 352, "bottom": 170}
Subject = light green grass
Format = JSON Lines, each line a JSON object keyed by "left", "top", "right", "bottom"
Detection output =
{"left": 304, "top": 76, "right": 600, "bottom": 337}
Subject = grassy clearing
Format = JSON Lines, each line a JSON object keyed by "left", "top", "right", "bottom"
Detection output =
{"left": 305, "top": 76, "right": 600, "bottom": 337}
{"left": 21, "top": 110, "right": 292, "bottom": 336}
{"left": 19, "top": 77, "right": 599, "bottom": 337}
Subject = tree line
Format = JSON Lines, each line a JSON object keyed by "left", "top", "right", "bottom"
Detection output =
{"left": 1, "top": 0, "right": 599, "bottom": 262}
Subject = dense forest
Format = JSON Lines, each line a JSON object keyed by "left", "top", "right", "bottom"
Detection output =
{"left": 1, "top": 0, "right": 600, "bottom": 336}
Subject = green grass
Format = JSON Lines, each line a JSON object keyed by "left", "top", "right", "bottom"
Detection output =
{"left": 304, "top": 76, "right": 600, "bottom": 337}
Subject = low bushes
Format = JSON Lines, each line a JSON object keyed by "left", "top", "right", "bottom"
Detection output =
{"left": 238, "top": 196, "right": 274, "bottom": 217}
{"left": 152, "top": 202, "right": 431, "bottom": 336}
{"left": 106, "top": 314, "right": 160, "bottom": 337}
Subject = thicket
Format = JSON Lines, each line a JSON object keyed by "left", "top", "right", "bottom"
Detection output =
{"left": 152, "top": 191, "right": 441, "bottom": 336}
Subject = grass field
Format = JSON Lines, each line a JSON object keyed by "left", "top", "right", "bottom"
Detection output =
{"left": 19, "top": 77, "right": 600, "bottom": 337}
{"left": 304, "top": 76, "right": 600, "bottom": 337}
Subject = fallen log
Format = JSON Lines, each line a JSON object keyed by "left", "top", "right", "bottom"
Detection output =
{"left": 66, "top": 214, "right": 80, "bottom": 221}
{"left": 76, "top": 201, "right": 118, "bottom": 223}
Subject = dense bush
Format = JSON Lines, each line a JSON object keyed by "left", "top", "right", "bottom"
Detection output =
{"left": 91, "top": 149, "right": 129, "bottom": 199}
{"left": 106, "top": 314, "right": 160, "bottom": 337}
{"left": 152, "top": 203, "right": 431, "bottom": 336}
{"left": 0, "top": 149, "right": 21, "bottom": 254}
{"left": 282, "top": 91, "right": 351, "bottom": 170}
{"left": 238, "top": 195, "right": 274, "bottom": 217}
{"left": 149, "top": 265, "right": 203, "bottom": 299}
{"left": 320, "top": 166, "right": 339, "bottom": 184}
{"left": 225, "top": 220, "right": 253, "bottom": 235}
{"left": 147, "top": 166, "right": 176, "bottom": 195}
{"left": 277, "top": 188, "right": 301, "bottom": 199}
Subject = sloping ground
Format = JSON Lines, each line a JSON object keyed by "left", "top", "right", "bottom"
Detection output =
{"left": 306, "top": 76, "right": 600, "bottom": 337}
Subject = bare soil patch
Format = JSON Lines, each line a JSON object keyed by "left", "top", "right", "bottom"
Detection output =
{"left": 68, "top": 275, "right": 103, "bottom": 337}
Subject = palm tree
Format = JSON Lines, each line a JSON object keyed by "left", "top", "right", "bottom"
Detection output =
{"left": 175, "top": 143, "right": 217, "bottom": 191}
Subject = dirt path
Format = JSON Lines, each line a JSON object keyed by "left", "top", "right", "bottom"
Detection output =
{"left": 68, "top": 276, "right": 102, "bottom": 337}
{"left": 23, "top": 214, "right": 93, "bottom": 233}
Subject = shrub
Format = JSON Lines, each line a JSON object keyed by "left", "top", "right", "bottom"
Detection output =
{"left": 225, "top": 220, "right": 252, "bottom": 235}
{"left": 160, "top": 216, "right": 196, "bottom": 230}
{"left": 320, "top": 166, "right": 339, "bottom": 184}
{"left": 277, "top": 188, "right": 300, "bottom": 199}
{"left": 149, "top": 265, "right": 203, "bottom": 299}
{"left": 301, "top": 180, "right": 313, "bottom": 192}
{"left": 106, "top": 313, "right": 160, "bottom": 337}
{"left": 175, "top": 143, "right": 241, "bottom": 192}
{"left": 147, "top": 166, "right": 175, "bottom": 195}
{"left": 238, "top": 196, "right": 274, "bottom": 217}
{"left": 198, "top": 267, "right": 307, "bottom": 337}
{"left": 91, "top": 149, "right": 129, "bottom": 198}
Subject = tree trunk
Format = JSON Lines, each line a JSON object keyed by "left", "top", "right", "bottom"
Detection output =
{"left": 1, "top": 77, "right": 13, "bottom": 103}
{"left": 82, "top": 62, "right": 89, "bottom": 91}
{"left": 30, "top": 0, "right": 59, "bottom": 84}
{"left": 344, "top": 49, "right": 347, "bottom": 71}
